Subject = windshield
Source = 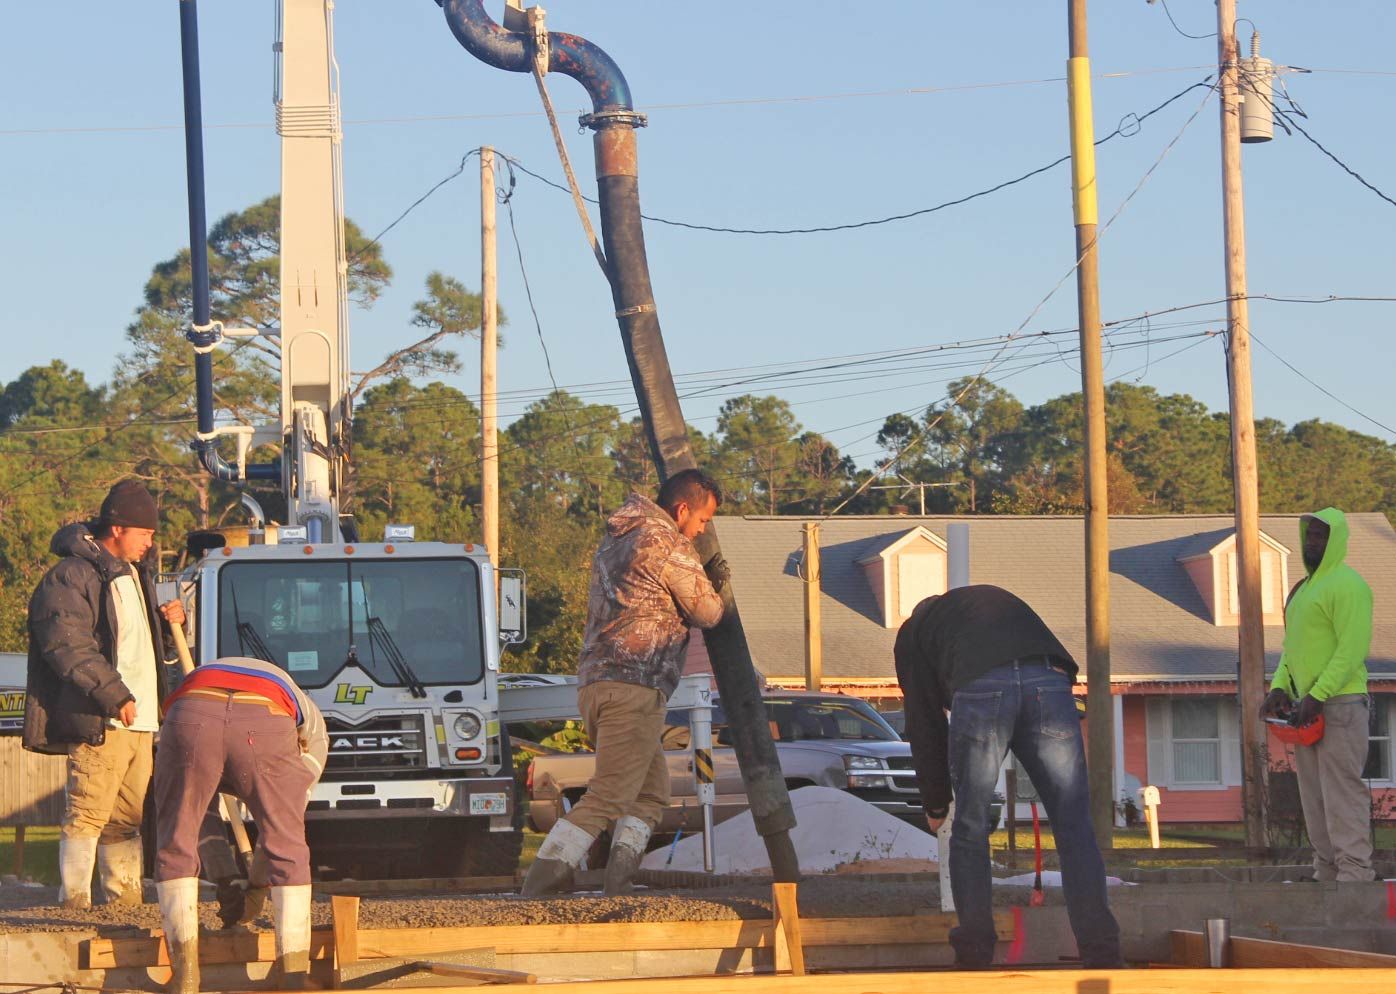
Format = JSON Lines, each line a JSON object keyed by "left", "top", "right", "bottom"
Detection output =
{"left": 671, "top": 696, "right": 900, "bottom": 744}
{"left": 217, "top": 558, "right": 485, "bottom": 689}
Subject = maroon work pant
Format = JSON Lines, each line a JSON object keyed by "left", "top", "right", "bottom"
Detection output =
{"left": 154, "top": 696, "right": 314, "bottom": 885}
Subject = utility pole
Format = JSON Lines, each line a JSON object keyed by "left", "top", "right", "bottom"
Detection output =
{"left": 1216, "top": 0, "right": 1270, "bottom": 849}
{"left": 480, "top": 147, "right": 500, "bottom": 571}
{"left": 1067, "top": 0, "right": 1114, "bottom": 847}
{"left": 802, "top": 522, "right": 823, "bottom": 692}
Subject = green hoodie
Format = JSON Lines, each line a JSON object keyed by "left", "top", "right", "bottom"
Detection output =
{"left": 1271, "top": 507, "right": 1373, "bottom": 701}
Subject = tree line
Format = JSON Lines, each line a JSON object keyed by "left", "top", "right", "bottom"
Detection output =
{"left": 4, "top": 197, "right": 1394, "bottom": 668}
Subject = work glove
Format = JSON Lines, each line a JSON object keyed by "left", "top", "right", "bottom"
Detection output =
{"left": 1260, "top": 688, "right": 1291, "bottom": 720}
{"left": 704, "top": 553, "right": 731, "bottom": 594}
{"left": 215, "top": 877, "right": 248, "bottom": 929}
{"left": 1295, "top": 695, "right": 1324, "bottom": 728}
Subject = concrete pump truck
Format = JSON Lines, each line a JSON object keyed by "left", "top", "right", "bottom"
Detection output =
{"left": 169, "top": 0, "right": 526, "bottom": 878}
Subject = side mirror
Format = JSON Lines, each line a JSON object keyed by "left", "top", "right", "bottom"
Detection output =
{"left": 497, "top": 570, "right": 527, "bottom": 645}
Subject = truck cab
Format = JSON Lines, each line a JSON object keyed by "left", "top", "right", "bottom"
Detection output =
{"left": 187, "top": 536, "right": 523, "bottom": 877}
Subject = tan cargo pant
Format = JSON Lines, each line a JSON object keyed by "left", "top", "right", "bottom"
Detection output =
{"left": 563, "top": 681, "right": 671, "bottom": 838}
{"left": 62, "top": 727, "right": 154, "bottom": 843}
{"left": 1294, "top": 694, "right": 1375, "bottom": 882}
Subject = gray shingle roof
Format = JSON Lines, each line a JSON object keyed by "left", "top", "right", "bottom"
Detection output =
{"left": 710, "top": 512, "right": 1396, "bottom": 684}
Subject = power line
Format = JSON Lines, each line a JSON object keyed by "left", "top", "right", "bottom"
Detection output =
{"left": 1154, "top": 0, "right": 1216, "bottom": 40}
{"left": 0, "top": 66, "right": 1218, "bottom": 138}
{"left": 1273, "top": 108, "right": 1396, "bottom": 209}
{"left": 501, "top": 77, "right": 1216, "bottom": 236}
{"left": 1250, "top": 332, "right": 1396, "bottom": 437}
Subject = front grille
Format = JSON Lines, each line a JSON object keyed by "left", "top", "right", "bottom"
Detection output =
{"left": 885, "top": 756, "right": 917, "bottom": 771}
{"left": 323, "top": 713, "right": 429, "bottom": 779}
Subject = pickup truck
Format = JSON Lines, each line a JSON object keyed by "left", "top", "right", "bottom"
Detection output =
{"left": 526, "top": 690, "right": 930, "bottom": 836}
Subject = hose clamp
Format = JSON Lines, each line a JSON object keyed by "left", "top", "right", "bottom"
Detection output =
{"left": 579, "top": 109, "right": 648, "bottom": 131}
{"left": 187, "top": 320, "right": 224, "bottom": 353}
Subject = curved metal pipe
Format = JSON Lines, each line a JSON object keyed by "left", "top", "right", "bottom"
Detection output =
{"left": 440, "top": 0, "right": 633, "bottom": 114}
{"left": 178, "top": 0, "right": 279, "bottom": 485}
{"left": 438, "top": 0, "right": 799, "bottom": 881}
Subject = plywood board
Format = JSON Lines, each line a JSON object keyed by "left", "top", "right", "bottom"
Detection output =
{"left": 1171, "top": 930, "right": 1396, "bottom": 969}
{"left": 316, "top": 968, "right": 1396, "bottom": 993}
{"left": 84, "top": 911, "right": 1010, "bottom": 969}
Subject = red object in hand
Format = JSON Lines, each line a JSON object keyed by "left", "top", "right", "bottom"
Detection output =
{"left": 1030, "top": 801, "right": 1045, "bottom": 907}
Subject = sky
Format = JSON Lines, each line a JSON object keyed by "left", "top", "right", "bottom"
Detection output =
{"left": 3, "top": 1, "right": 1394, "bottom": 476}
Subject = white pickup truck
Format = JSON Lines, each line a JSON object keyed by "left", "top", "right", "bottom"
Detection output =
{"left": 527, "top": 690, "right": 926, "bottom": 836}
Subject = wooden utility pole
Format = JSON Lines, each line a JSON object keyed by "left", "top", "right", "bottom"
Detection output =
{"left": 802, "top": 522, "right": 823, "bottom": 692}
{"left": 480, "top": 147, "right": 500, "bottom": 570}
{"left": 1216, "top": 0, "right": 1270, "bottom": 848}
{"left": 1067, "top": 0, "right": 1114, "bottom": 847}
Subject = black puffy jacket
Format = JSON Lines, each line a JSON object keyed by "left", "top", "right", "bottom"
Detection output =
{"left": 23, "top": 522, "right": 173, "bottom": 754}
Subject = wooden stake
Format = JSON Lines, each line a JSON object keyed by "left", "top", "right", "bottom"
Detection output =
{"left": 1066, "top": 0, "right": 1114, "bottom": 850}
{"left": 1216, "top": 0, "right": 1270, "bottom": 852}
{"left": 332, "top": 894, "right": 361, "bottom": 987}
{"left": 771, "top": 883, "right": 805, "bottom": 976}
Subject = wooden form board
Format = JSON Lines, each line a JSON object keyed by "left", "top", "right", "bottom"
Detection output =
{"left": 83, "top": 911, "right": 1012, "bottom": 970}
{"left": 1170, "top": 930, "right": 1396, "bottom": 969}
{"left": 217, "top": 968, "right": 1396, "bottom": 993}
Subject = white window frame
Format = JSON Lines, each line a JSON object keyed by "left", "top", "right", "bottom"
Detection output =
{"left": 1364, "top": 695, "right": 1394, "bottom": 788}
{"left": 1146, "top": 695, "right": 1240, "bottom": 792}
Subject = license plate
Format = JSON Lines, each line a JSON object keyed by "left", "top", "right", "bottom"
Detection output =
{"left": 469, "top": 792, "right": 509, "bottom": 816}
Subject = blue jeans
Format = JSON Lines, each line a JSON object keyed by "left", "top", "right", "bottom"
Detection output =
{"left": 947, "top": 658, "right": 1121, "bottom": 967}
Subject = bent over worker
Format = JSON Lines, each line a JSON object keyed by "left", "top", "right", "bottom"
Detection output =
{"left": 895, "top": 585, "right": 1121, "bottom": 969}
{"left": 522, "top": 469, "right": 726, "bottom": 897}
{"left": 153, "top": 656, "right": 327, "bottom": 994}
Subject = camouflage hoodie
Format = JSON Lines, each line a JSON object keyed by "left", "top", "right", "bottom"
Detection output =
{"left": 577, "top": 493, "right": 724, "bottom": 698}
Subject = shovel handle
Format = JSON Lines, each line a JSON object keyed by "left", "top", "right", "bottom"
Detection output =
{"left": 169, "top": 622, "right": 255, "bottom": 861}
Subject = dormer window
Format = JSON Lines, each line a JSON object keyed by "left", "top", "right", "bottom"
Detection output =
{"left": 1176, "top": 529, "right": 1289, "bottom": 626}
{"left": 857, "top": 527, "right": 948, "bottom": 629}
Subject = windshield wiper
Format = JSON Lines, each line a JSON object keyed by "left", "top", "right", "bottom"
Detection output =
{"left": 366, "top": 616, "right": 427, "bottom": 698}
{"left": 231, "top": 587, "right": 277, "bottom": 665}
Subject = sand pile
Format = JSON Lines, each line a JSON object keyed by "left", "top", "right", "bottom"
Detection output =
{"left": 644, "top": 786, "right": 938, "bottom": 875}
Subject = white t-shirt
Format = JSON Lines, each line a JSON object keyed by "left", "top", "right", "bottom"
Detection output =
{"left": 108, "top": 571, "right": 159, "bottom": 732}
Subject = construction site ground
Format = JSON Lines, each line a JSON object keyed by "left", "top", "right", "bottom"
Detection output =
{"left": 0, "top": 873, "right": 1058, "bottom": 935}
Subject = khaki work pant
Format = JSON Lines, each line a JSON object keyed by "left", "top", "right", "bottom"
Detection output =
{"left": 1294, "top": 694, "right": 1375, "bottom": 882}
{"left": 62, "top": 727, "right": 154, "bottom": 843}
{"left": 564, "top": 680, "right": 671, "bottom": 838}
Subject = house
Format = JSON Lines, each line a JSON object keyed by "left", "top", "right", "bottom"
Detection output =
{"left": 684, "top": 512, "right": 1396, "bottom": 823}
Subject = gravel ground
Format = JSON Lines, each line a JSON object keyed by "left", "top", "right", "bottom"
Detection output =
{"left": 0, "top": 876, "right": 1061, "bottom": 935}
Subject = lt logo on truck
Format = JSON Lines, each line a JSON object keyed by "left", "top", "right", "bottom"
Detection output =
{"left": 333, "top": 683, "right": 374, "bottom": 706}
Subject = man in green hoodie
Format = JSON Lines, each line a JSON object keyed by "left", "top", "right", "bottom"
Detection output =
{"left": 1261, "top": 508, "right": 1375, "bottom": 882}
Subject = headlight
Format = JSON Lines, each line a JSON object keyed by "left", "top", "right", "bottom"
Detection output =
{"left": 843, "top": 755, "right": 886, "bottom": 771}
{"left": 453, "top": 712, "right": 482, "bottom": 739}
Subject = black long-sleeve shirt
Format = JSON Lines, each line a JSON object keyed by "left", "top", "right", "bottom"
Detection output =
{"left": 893, "top": 584, "right": 1076, "bottom": 816}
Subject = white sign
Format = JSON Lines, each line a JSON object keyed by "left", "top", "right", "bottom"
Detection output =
{"left": 286, "top": 650, "right": 319, "bottom": 672}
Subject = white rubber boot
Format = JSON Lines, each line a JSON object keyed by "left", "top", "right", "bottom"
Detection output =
{"left": 57, "top": 836, "right": 98, "bottom": 910}
{"left": 521, "top": 819, "right": 595, "bottom": 897}
{"left": 156, "top": 877, "right": 201, "bottom": 994}
{"left": 97, "top": 837, "right": 145, "bottom": 905}
{"left": 271, "top": 884, "right": 313, "bottom": 989}
{"left": 603, "top": 816, "right": 653, "bottom": 896}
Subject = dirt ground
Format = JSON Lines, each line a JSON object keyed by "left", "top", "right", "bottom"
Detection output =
{"left": 0, "top": 875, "right": 1061, "bottom": 935}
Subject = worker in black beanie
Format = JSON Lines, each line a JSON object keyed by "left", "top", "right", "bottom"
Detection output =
{"left": 23, "top": 480, "right": 186, "bottom": 909}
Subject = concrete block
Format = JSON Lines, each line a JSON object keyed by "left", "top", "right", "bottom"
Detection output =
{"left": 633, "top": 947, "right": 756, "bottom": 977}
{"left": 1318, "top": 882, "right": 1389, "bottom": 926}
{"left": 500, "top": 949, "right": 637, "bottom": 982}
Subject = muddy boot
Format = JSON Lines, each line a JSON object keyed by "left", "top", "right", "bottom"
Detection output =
{"left": 603, "top": 816, "right": 652, "bottom": 896}
{"left": 521, "top": 820, "right": 595, "bottom": 897}
{"left": 97, "top": 837, "right": 145, "bottom": 905}
{"left": 57, "top": 836, "right": 98, "bottom": 910}
{"left": 271, "top": 884, "right": 313, "bottom": 990}
{"left": 156, "top": 878, "right": 201, "bottom": 994}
